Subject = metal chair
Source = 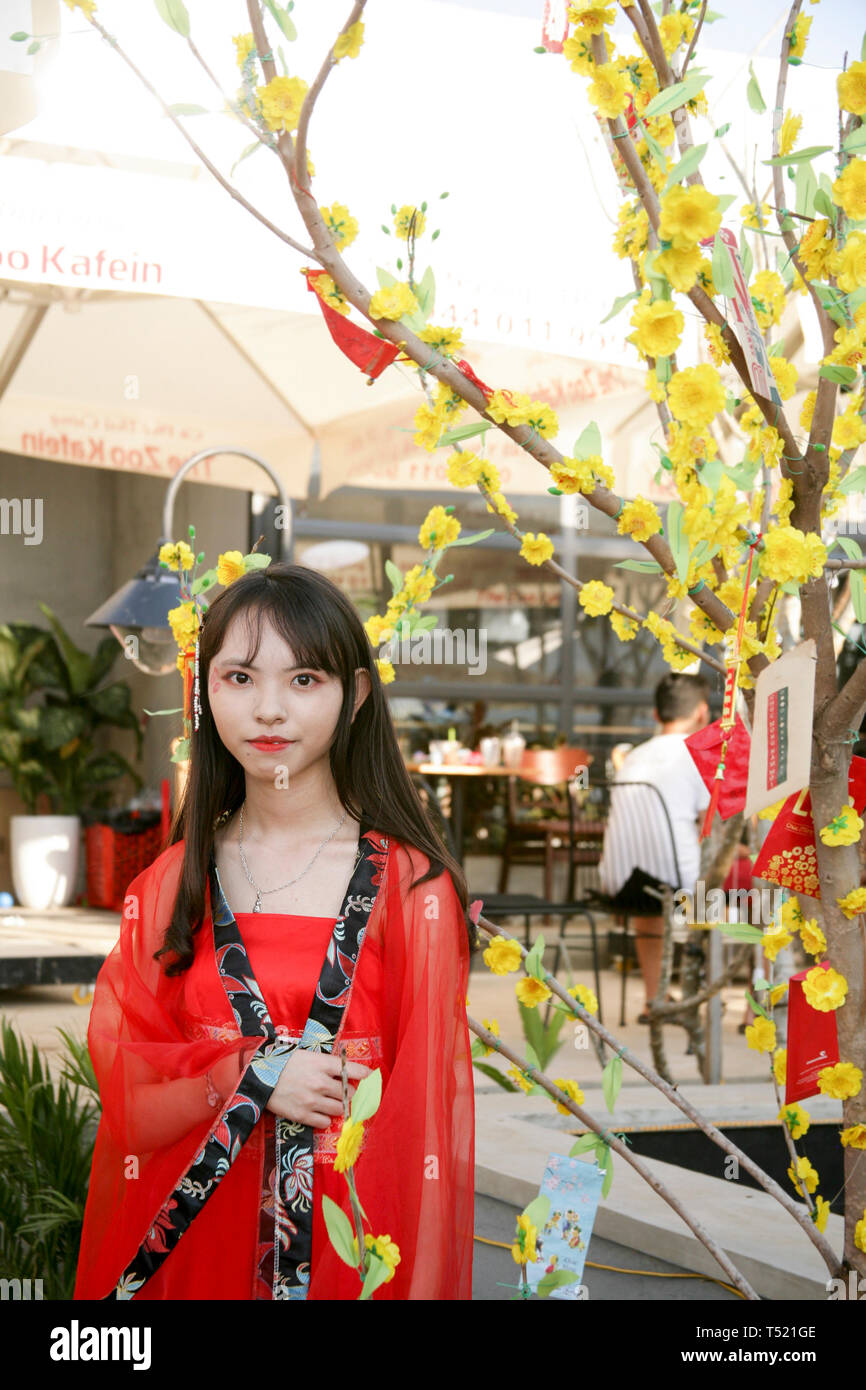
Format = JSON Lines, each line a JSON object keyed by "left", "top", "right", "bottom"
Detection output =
{"left": 582, "top": 778, "right": 684, "bottom": 1028}
{"left": 481, "top": 757, "right": 606, "bottom": 1049}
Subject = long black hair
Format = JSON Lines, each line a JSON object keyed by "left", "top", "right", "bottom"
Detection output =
{"left": 155, "top": 561, "right": 480, "bottom": 973}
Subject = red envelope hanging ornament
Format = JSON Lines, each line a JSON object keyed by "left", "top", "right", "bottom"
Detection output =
{"left": 303, "top": 268, "right": 400, "bottom": 381}
{"left": 752, "top": 755, "right": 866, "bottom": 898}
{"left": 785, "top": 963, "right": 840, "bottom": 1104}
{"left": 687, "top": 533, "right": 762, "bottom": 841}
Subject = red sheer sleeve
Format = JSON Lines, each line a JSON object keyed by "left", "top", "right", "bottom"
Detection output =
{"left": 308, "top": 839, "right": 475, "bottom": 1300}
{"left": 74, "top": 844, "right": 259, "bottom": 1300}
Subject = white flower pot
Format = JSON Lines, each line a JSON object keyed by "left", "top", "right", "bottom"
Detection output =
{"left": 10, "top": 815, "right": 81, "bottom": 909}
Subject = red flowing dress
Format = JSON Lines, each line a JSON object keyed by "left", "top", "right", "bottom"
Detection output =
{"left": 73, "top": 835, "right": 475, "bottom": 1301}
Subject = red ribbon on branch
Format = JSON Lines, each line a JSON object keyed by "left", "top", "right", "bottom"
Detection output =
{"left": 303, "top": 269, "right": 400, "bottom": 381}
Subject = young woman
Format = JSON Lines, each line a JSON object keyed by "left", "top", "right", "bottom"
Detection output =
{"left": 74, "top": 561, "right": 478, "bottom": 1301}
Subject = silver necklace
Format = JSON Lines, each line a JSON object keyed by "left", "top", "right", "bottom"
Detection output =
{"left": 238, "top": 801, "right": 348, "bottom": 912}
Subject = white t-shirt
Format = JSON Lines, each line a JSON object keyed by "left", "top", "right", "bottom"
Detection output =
{"left": 598, "top": 732, "right": 711, "bottom": 896}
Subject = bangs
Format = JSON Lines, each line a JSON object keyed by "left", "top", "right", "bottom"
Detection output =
{"left": 230, "top": 590, "right": 343, "bottom": 678}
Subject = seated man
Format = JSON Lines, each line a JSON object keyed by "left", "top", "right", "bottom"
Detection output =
{"left": 598, "top": 672, "right": 712, "bottom": 1022}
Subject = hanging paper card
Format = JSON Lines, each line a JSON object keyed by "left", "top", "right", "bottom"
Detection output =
{"left": 751, "top": 754, "right": 866, "bottom": 897}
{"left": 686, "top": 712, "right": 752, "bottom": 818}
{"left": 540, "top": 0, "right": 569, "bottom": 52}
{"left": 744, "top": 640, "right": 817, "bottom": 818}
{"left": 525, "top": 1153, "right": 604, "bottom": 1300}
{"left": 703, "top": 228, "right": 782, "bottom": 404}
{"left": 785, "top": 964, "right": 840, "bottom": 1104}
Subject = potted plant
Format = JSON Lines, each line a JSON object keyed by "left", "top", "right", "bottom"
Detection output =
{"left": 0, "top": 604, "right": 143, "bottom": 909}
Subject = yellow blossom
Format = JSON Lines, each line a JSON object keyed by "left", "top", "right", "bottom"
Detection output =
{"left": 333, "top": 19, "right": 364, "bottom": 61}
{"left": 802, "top": 964, "right": 848, "bottom": 1012}
{"left": 511, "top": 1212, "right": 538, "bottom": 1264}
{"left": 778, "top": 1102, "right": 810, "bottom": 1139}
{"left": 836, "top": 886, "right": 866, "bottom": 919}
{"left": 659, "top": 11, "right": 693, "bottom": 55}
{"left": 617, "top": 496, "right": 662, "bottom": 542}
{"left": 800, "top": 390, "right": 816, "bottom": 431}
{"left": 858, "top": 1213, "right": 866, "bottom": 1255}
{"left": 833, "top": 231, "right": 866, "bottom": 293}
{"left": 841, "top": 1124, "right": 866, "bottom": 1149}
{"left": 833, "top": 159, "right": 866, "bottom": 222}
{"left": 64, "top": 0, "right": 97, "bottom": 13}
{"left": 321, "top": 203, "right": 358, "bottom": 251}
{"left": 568, "top": 982, "right": 599, "bottom": 1015}
{"left": 417, "top": 323, "right": 464, "bottom": 356}
{"left": 668, "top": 364, "right": 726, "bottom": 429}
{"left": 167, "top": 602, "right": 199, "bottom": 651}
{"left": 334, "top": 1116, "right": 364, "bottom": 1172}
{"left": 659, "top": 185, "right": 721, "bottom": 249}
{"left": 375, "top": 657, "right": 395, "bottom": 683}
{"left": 817, "top": 1061, "right": 863, "bottom": 1100}
{"left": 351, "top": 1231, "right": 401, "bottom": 1280}
{"left": 419, "top": 505, "right": 460, "bottom": 550}
{"left": 770, "top": 356, "right": 798, "bottom": 401}
{"left": 217, "top": 550, "right": 246, "bottom": 586}
{"left": 758, "top": 526, "right": 827, "bottom": 585}
{"left": 479, "top": 1017, "right": 500, "bottom": 1058}
{"left": 447, "top": 451, "right": 485, "bottom": 489}
{"left": 741, "top": 201, "right": 772, "bottom": 231}
{"left": 819, "top": 803, "right": 864, "bottom": 846}
{"left": 257, "top": 75, "right": 308, "bottom": 133}
{"left": 578, "top": 580, "right": 615, "bottom": 617}
{"left": 587, "top": 63, "right": 629, "bottom": 119}
{"left": 483, "top": 935, "right": 523, "bottom": 975}
{"left": 798, "top": 218, "right": 836, "bottom": 281}
{"left": 629, "top": 296, "right": 684, "bottom": 358}
{"left": 787, "top": 13, "right": 811, "bottom": 59}
{"left": 394, "top": 204, "right": 426, "bottom": 239}
{"left": 745, "top": 1016, "right": 777, "bottom": 1053}
{"left": 365, "top": 614, "right": 395, "bottom": 645}
{"left": 838, "top": 61, "right": 866, "bottom": 117}
{"left": 413, "top": 403, "right": 443, "bottom": 451}
{"left": 800, "top": 919, "right": 827, "bottom": 957}
{"left": 750, "top": 270, "right": 786, "bottom": 329}
{"left": 520, "top": 532, "right": 555, "bottom": 567}
{"left": 779, "top": 110, "right": 802, "bottom": 156}
{"left": 232, "top": 32, "right": 256, "bottom": 67}
{"left": 369, "top": 281, "right": 419, "bottom": 321}
{"left": 813, "top": 1196, "right": 830, "bottom": 1232}
{"left": 487, "top": 389, "right": 532, "bottom": 427}
{"left": 312, "top": 273, "right": 350, "bottom": 317}
{"left": 787, "top": 1155, "right": 819, "bottom": 1198}
{"left": 553, "top": 1078, "right": 586, "bottom": 1115}
{"left": 704, "top": 322, "right": 730, "bottom": 365}
{"left": 610, "top": 610, "right": 639, "bottom": 641}
{"left": 773, "top": 1047, "right": 787, "bottom": 1086}
{"left": 486, "top": 491, "right": 518, "bottom": 525}
{"left": 507, "top": 1065, "right": 534, "bottom": 1095}
{"left": 516, "top": 975, "right": 552, "bottom": 1008}
{"left": 159, "top": 541, "right": 195, "bottom": 572}
{"left": 567, "top": 1, "right": 617, "bottom": 33}
{"left": 655, "top": 243, "right": 703, "bottom": 292}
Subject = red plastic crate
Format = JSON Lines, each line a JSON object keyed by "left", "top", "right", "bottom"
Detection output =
{"left": 85, "top": 821, "right": 165, "bottom": 911}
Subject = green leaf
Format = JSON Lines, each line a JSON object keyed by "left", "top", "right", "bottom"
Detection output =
{"left": 569, "top": 1133, "right": 601, "bottom": 1157}
{"left": 191, "top": 568, "right": 219, "bottom": 595}
{"left": 614, "top": 558, "right": 664, "bottom": 572}
{"left": 523, "top": 1194, "right": 551, "bottom": 1231}
{"left": 724, "top": 457, "right": 761, "bottom": 489}
{"left": 664, "top": 142, "right": 708, "bottom": 192}
{"left": 230, "top": 141, "right": 263, "bottom": 177}
{"left": 665, "top": 499, "right": 689, "bottom": 583}
{"left": 154, "top": 0, "right": 190, "bottom": 36}
{"left": 446, "top": 528, "right": 496, "bottom": 547}
{"left": 472, "top": 1062, "right": 520, "bottom": 1091}
{"left": 716, "top": 193, "right": 737, "bottom": 214}
{"left": 600, "top": 290, "right": 640, "bottom": 325}
{"left": 794, "top": 159, "right": 817, "bottom": 220}
{"left": 573, "top": 421, "right": 602, "bottom": 461}
{"left": 375, "top": 266, "right": 397, "bottom": 290}
{"left": 746, "top": 62, "right": 765, "bottom": 114}
{"left": 843, "top": 126, "right": 866, "bottom": 156}
{"left": 415, "top": 265, "right": 436, "bottom": 321}
{"left": 36, "top": 602, "right": 92, "bottom": 695}
{"left": 384, "top": 559, "right": 403, "bottom": 596}
{"left": 436, "top": 421, "right": 493, "bottom": 446}
{"left": 321, "top": 1194, "right": 360, "bottom": 1268}
{"left": 142, "top": 706, "right": 184, "bottom": 717}
{"left": 738, "top": 227, "right": 753, "bottom": 284}
{"left": 640, "top": 122, "right": 669, "bottom": 170}
{"left": 833, "top": 535, "right": 863, "bottom": 563}
{"left": 536, "top": 1270, "right": 582, "bottom": 1297}
{"left": 600, "top": 1148, "right": 615, "bottom": 1199}
{"left": 813, "top": 189, "right": 834, "bottom": 221}
{"left": 839, "top": 465, "right": 866, "bottom": 495}
{"left": 711, "top": 235, "right": 736, "bottom": 299}
{"left": 9, "top": 32, "right": 29, "bottom": 41}
{"left": 242, "top": 552, "right": 272, "bottom": 570}
{"left": 643, "top": 68, "right": 709, "bottom": 119}
{"left": 165, "top": 103, "right": 209, "bottom": 116}
{"left": 350, "top": 1068, "right": 382, "bottom": 1124}
{"left": 819, "top": 363, "right": 857, "bottom": 385}
{"left": 170, "top": 737, "right": 190, "bottom": 763}
{"left": 850, "top": 571, "right": 866, "bottom": 625}
{"left": 717, "top": 921, "right": 764, "bottom": 942}
{"left": 762, "top": 145, "right": 832, "bottom": 166}
{"left": 602, "top": 1053, "right": 623, "bottom": 1115}
{"left": 744, "top": 989, "right": 771, "bottom": 1022}
{"left": 263, "top": 0, "right": 298, "bottom": 41}
{"left": 714, "top": 122, "right": 731, "bottom": 138}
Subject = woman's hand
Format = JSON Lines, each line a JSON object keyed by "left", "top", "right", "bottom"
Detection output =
{"left": 265, "top": 1051, "right": 372, "bottom": 1129}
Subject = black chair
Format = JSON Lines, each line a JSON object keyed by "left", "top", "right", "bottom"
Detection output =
{"left": 582, "top": 778, "right": 685, "bottom": 1028}
{"left": 479, "top": 764, "right": 605, "bottom": 1049}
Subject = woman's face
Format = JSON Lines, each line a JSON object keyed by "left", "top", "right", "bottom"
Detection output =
{"left": 206, "top": 611, "right": 369, "bottom": 784}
